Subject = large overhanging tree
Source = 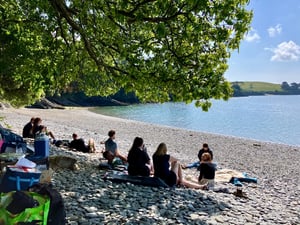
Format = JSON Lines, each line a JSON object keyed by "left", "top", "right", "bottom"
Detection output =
{"left": 0, "top": 0, "right": 252, "bottom": 110}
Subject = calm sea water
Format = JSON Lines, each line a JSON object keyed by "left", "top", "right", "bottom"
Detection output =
{"left": 92, "top": 95, "right": 300, "bottom": 146}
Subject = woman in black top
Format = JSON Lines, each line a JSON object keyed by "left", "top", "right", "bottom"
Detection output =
{"left": 198, "top": 152, "right": 215, "bottom": 189}
{"left": 127, "top": 137, "right": 151, "bottom": 176}
{"left": 32, "top": 117, "right": 56, "bottom": 140}
{"left": 153, "top": 143, "right": 208, "bottom": 189}
{"left": 153, "top": 143, "right": 178, "bottom": 186}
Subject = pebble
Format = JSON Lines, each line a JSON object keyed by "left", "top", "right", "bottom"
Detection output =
{"left": 49, "top": 145, "right": 300, "bottom": 225}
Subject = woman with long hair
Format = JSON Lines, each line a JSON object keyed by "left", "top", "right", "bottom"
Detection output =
{"left": 31, "top": 117, "right": 55, "bottom": 140}
{"left": 153, "top": 143, "right": 207, "bottom": 189}
{"left": 127, "top": 137, "right": 151, "bottom": 176}
{"left": 153, "top": 143, "right": 178, "bottom": 187}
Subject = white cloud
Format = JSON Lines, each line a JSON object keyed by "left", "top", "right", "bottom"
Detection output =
{"left": 268, "top": 24, "right": 282, "bottom": 37}
{"left": 266, "top": 41, "right": 300, "bottom": 62}
{"left": 244, "top": 29, "right": 260, "bottom": 42}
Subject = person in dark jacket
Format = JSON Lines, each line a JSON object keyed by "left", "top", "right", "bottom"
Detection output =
{"left": 127, "top": 137, "right": 151, "bottom": 176}
{"left": 197, "top": 143, "right": 213, "bottom": 161}
{"left": 69, "top": 133, "right": 95, "bottom": 153}
{"left": 183, "top": 143, "right": 214, "bottom": 169}
{"left": 198, "top": 152, "right": 215, "bottom": 189}
{"left": 22, "top": 117, "right": 35, "bottom": 138}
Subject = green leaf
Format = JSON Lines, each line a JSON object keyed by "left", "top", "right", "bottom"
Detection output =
{"left": 0, "top": 0, "right": 252, "bottom": 110}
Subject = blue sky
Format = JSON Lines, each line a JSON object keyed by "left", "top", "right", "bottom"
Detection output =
{"left": 225, "top": 0, "right": 300, "bottom": 84}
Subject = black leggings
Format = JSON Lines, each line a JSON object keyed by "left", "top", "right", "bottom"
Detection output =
{"left": 128, "top": 165, "right": 150, "bottom": 177}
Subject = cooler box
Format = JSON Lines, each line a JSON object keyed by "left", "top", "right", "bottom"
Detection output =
{"left": 25, "top": 155, "right": 49, "bottom": 171}
{"left": 34, "top": 136, "right": 50, "bottom": 157}
{"left": 0, "top": 166, "right": 41, "bottom": 193}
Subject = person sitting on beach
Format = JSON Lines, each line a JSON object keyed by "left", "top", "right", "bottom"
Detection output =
{"left": 69, "top": 133, "right": 96, "bottom": 153}
{"left": 22, "top": 117, "right": 35, "bottom": 138}
{"left": 183, "top": 143, "right": 213, "bottom": 169}
{"left": 127, "top": 137, "right": 151, "bottom": 177}
{"left": 153, "top": 143, "right": 207, "bottom": 189}
{"left": 198, "top": 152, "right": 215, "bottom": 190}
{"left": 198, "top": 143, "right": 213, "bottom": 162}
{"left": 101, "top": 130, "right": 127, "bottom": 165}
{"left": 153, "top": 143, "right": 180, "bottom": 187}
{"left": 32, "top": 117, "right": 56, "bottom": 141}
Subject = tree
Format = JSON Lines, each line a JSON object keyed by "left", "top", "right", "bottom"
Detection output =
{"left": 281, "top": 82, "right": 290, "bottom": 91}
{"left": 0, "top": 0, "right": 252, "bottom": 110}
{"left": 290, "top": 82, "right": 299, "bottom": 91}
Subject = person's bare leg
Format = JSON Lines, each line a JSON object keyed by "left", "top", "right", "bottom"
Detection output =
{"left": 171, "top": 161, "right": 206, "bottom": 189}
{"left": 171, "top": 161, "right": 183, "bottom": 184}
{"left": 117, "top": 154, "right": 127, "bottom": 163}
{"left": 48, "top": 131, "right": 55, "bottom": 140}
{"left": 88, "top": 138, "right": 96, "bottom": 153}
{"left": 177, "top": 163, "right": 184, "bottom": 183}
{"left": 181, "top": 179, "right": 206, "bottom": 189}
{"left": 116, "top": 150, "right": 127, "bottom": 164}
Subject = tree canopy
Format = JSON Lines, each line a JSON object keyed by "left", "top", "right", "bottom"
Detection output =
{"left": 0, "top": 0, "right": 252, "bottom": 110}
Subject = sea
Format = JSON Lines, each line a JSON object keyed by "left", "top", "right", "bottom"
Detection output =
{"left": 92, "top": 95, "right": 300, "bottom": 146}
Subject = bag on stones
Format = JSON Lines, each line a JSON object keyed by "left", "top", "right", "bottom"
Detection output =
{"left": 0, "top": 125, "right": 27, "bottom": 153}
{"left": 28, "top": 183, "right": 66, "bottom": 225}
{"left": 0, "top": 191, "right": 50, "bottom": 225}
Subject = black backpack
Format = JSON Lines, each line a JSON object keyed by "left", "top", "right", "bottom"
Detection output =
{"left": 28, "top": 183, "right": 66, "bottom": 225}
{"left": 0, "top": 125, "right": 27, "bottom": 153}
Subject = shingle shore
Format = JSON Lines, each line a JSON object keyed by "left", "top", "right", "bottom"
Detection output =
{"left": 1, "top": 108, "right": 299, "bottom": 225}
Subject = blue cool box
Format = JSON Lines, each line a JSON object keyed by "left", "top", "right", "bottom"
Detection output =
{"left": 34, "top": 139, "right": 50, "bottom": 157}
{"left": 0, "top": 167, "right": 41, "bottom": 193}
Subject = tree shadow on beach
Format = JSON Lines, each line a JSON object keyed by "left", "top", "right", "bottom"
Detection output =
{"left": 50, "top": 148, "right": 231, "bottom": 224}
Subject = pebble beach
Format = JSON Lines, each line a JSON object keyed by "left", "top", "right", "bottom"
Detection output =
{"left": 1, "top": 107, "right": 299, "bottom": 225}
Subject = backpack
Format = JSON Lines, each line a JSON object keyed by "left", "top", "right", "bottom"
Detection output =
{"left": 0, "top": 191, "right": 50, "bottom": 225}
{"left": 0, "top": 125, "right": 27, "bottom": 153}
{"left": 28, "top": 183, "right": 66, "bottom": 225}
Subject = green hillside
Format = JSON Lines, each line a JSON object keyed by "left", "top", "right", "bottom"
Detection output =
{"left": 230, "top": 81, "right": 290, "bottom": 97}
{"left": 232, "top": 81, "right": 282, "bottom": 92}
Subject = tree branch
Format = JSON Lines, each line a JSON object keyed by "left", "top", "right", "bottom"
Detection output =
{"left": 117, "top": 2, "right": 188, "bottom": 23}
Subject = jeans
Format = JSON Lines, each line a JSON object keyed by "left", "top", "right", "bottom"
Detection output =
{"left": 185, "top": 161, "right": 218, "bottom": 170}
{"left": 185, "top": 161, "right": 200, "bottom": 169}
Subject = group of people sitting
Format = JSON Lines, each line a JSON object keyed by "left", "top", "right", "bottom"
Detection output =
{"left": 23, "top": 117, "right": 215, "bottom": 189}
{"left": 22, "top": 117, "right": 95, "bottom": 153}
{"left": 23, "top": 117, "right": 56, "bottom": 140}
{"left": 101, "top": 130, "right": 216, "bottom": 189}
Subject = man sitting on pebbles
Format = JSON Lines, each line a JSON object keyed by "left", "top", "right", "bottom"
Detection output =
{"left": 69, "top": 133, "right": 96, "bottom": 153}
{"left": 101, "top": 130, "right": 127, "bottom": 165}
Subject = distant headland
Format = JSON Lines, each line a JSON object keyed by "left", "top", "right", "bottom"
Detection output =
{"left": 231, "top": 81, "right": 300, "bottom": 97}
{"left": 25, "top": 81, "right": 300, "bottom": 109}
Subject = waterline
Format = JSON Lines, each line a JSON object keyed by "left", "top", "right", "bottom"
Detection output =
{"left": 91, "top": 95, "right": 300, "bottom": 146}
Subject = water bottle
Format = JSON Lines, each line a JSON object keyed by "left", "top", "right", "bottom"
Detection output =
{"left": 34, "top": 133, "right": 50, "bottom": 157}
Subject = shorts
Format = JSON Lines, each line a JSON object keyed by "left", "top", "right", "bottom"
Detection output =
{"left": 164, "top": 171, "right": 177, "bottom": 187}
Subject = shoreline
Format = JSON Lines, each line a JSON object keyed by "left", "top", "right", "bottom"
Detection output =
{"left": 1, "top": 107, "right": 299, "bottom": 170}
{"left": 89, "top": 98, "right": 300, "bottom": 148}
{"left": 88, "top": 108, "right": 300, "bottom": 148}
{"left": 1, "top": 107, "right": 300, "bottom": 224}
